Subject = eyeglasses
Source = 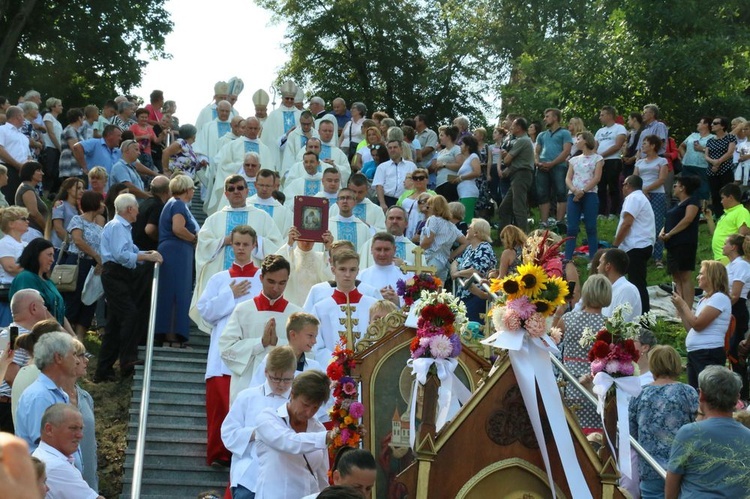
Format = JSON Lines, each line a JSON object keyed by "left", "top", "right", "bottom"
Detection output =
{"left": 338, "top": 195, "right": 354, "bottom": 201}
{"left": 412, "top": 176, "right": 427, "bottom": 181}
{"left": 268, "top": 375, "right": 294, "bottom": 384}
{"left": 418, "top": 199, "right": 428, "bottom": 205}
{"left": 243, "top": 163, "right": 258, "bottom": 167}
{"left": 226, "top": 185, "right": 246, "bottom": 193}
{"left": 712, "top": 122, "right": 721, "bottom": 125}
{"left": 15, "top": 217, "right": 29, "bottom": 222}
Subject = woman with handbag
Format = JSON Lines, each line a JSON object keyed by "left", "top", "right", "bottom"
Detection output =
{"left": 62, "top": 191, "right": 105, "bottom": 341}
{"left": 8, "top": 238, "right": 74, "bottom": 335}
{"left": 0, "top": 207, "right": 30, "bottom": 326}
{"left": 46, "top": 177, "right": 83, "bottom": 259}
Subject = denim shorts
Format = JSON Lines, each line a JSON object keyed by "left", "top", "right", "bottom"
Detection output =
{"left": 535, "top": 163, "right": 568, "bottom": 204}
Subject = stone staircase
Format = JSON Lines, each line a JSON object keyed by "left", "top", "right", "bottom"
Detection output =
{"left": 120, "top": 330, "right": 229, "bottom": 498}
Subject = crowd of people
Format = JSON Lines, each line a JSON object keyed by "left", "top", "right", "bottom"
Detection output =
{"left": 1, "top": 81, "right": 750, "bottom": 498}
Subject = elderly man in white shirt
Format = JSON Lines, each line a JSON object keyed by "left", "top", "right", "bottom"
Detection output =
{"left": 598, "top": 248, "right": 642, "bottom": 321}
{"left": 373, "top": 140, "right": 416, "bottom": 211}
{"left": 31, "top": 403, "right": 103, "bottom": 499}
{"left": 0, "top": 106, "right": 31, "bottom": 203}
{"left": 613, "top": 175, "right": 655, "bottom": 313}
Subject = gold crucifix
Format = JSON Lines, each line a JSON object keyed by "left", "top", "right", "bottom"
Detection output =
{"left": 479, "top": 301, "right": 494, "bottom": 358}
{"left": 338, "top": 297, "right": 359, "bottom": 350}
{"left": 399, "top": 246, "right": 437, "bottom": 275}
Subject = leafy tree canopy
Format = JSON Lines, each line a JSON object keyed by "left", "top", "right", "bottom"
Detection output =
{"left": 0, "top": 0, "right": 172, "bottom": 111}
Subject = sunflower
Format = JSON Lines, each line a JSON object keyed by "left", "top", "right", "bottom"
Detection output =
{"left": 539, "top": 276, "right": 570, "bottom": 307}
{"left": 492, "top": 275, "right": 525, "bottom": 300}
{"left": 516, "top": 263, "right": 548, "bottom": 297}
{"left": 532, "top": 299, "right": 556, "bottom": 317}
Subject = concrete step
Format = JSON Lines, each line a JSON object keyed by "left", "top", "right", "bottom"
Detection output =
{"left": 126, "top": 425, "right": 207, "bottom": 441}
{"left": 120, "top": 477, "right": 228, "bottom": 497}
{"left": 130, "top": 397, "right": 206, "bottom": 413}
{"left": 124, "top": 447, "right": 208, "bottom": 468}
{"left": 135, "top": 363, "right": 206, "bottom": 376}
{"left": 127, "top": 408, "right": 206, "bottom": 427}
{"left": 139, "top": 346, "right": 208, "bottom": 360}
{"left": 124, "top": 434, "right": 208, "bottom": 454}
{"left": 132, "top": 375, "right": 206, "bottom": 391}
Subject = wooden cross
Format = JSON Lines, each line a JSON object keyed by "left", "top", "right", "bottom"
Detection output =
{"left": 399, "top": 246, "right": 437, "bottom": 275}
{"left": 479, "top": 301, "right": 494, "bottom": 358}
{"left": 338, "top": 299, "right": 359, "bottom": 350}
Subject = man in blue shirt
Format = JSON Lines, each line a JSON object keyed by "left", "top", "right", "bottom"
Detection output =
{"left": 71, "top": 125, "right": 122, "bottom": 175}
{"left": 94, "top": 193, "right": 162, "bottom": 382}
{"left": 109, "top": 139, "right": 150, "bottom": 199}
{"left": 15, "top": 331, "right": 84, "bottom": 473}
{"left": 332, "top": 97, "right": 351, "bottom": 137}
{"left": 535, "top": 108, "right": 572, "bottom": 227}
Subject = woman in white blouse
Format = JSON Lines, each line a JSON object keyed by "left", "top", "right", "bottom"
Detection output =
{"left": 634, "top": 135, "right": 669, "bottom": 268}
{"left": 430, "top": 125, "right": 463, "bottom": 202}
{"left": 0, "top": 206, "right": 29, "bottom": 326}
{"left": 42, "top": 97, "right": 64, "bottom": 192}
{"left": 722, "top": 233, "right": 750, "bottom": 383}
{"left": 254, "top": 369, "right": 337, "bottom": 499}
{"left": 671, "top": 260, "right": 731, "bottom": 389}
{"left": 564, "top": 131, "right": 603, "bottom": 260}
{"left": 451, "top": 136, "right": 482, "bottom": 222}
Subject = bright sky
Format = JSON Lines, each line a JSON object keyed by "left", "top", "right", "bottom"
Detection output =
{"left": 131, "top": 0, "right": 287, "bottom": 125}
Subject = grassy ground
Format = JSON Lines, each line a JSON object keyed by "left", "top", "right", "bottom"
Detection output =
{"left": 83, "top": 332, "right": 130, "bottom": 498}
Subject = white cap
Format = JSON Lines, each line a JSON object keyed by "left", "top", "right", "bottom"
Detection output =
{"left": 294, "top": 87, "right": 305, "bottom": 103}
{"left": 214, "top": 81, "right": 230, "bottom": 96}
{"left": 280, "top": 80, "right": 298, "bottom": 98}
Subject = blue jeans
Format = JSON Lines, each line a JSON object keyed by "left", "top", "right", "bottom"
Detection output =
{"left": 565, "top": 193, "right": 599, "bottom": 260}
{"left": 535, "top": 163, "right": 568, "bottom": 205}
{"left": 232, "top": 484, "right": 255, "bottom": 499}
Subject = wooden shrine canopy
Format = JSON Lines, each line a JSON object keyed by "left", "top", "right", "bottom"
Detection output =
{"left": 353, "top": 311, "right": 629, "bottom": 499}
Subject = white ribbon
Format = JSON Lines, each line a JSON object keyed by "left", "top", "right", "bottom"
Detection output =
{"left": 481, "top": 329, "right": 592, "bottom": 499}
{"left": 592, "top": 372, "right": 642, "bottom": 479}
{"left": 407, "top": 357, "right": 472, "bottom": 449}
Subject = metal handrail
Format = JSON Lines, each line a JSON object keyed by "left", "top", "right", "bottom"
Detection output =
{"left": 131, "top": 262, "right": 160, "bottom": 498}
{"left": 455, "top": 273, "right": 666, "bottom": 479}
{"left": 549, "top": 354, "right": 667, "bottom": 479}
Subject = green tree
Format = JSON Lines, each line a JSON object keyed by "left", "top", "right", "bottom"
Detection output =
{"left": 256, "top": 0, "right": 487, "bottom": 125}
{"left": 0, "top": 0, "right": 172, "bottom": 110}
{"left": 489, "top": 0, "right": 750, "bottom": 135}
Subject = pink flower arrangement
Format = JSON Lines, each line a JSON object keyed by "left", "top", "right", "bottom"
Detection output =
{"left": 507, "top": 295, "right": 536, "bottom": 320}
{"left": 524, "top": 312, "right": 547, "bottom": 338}
{"left": 503, "top": 310, "right": 522, "bottom": 331}
{"left": 410, "top": 290, "right": 466, "bottom": 360}
{"left": 429, "top": 335, "right": 454, "bottom": 359}
{"left": 349, "top": 402, "right": 364, "bottom": 419}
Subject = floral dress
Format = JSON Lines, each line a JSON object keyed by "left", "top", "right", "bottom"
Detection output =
{"left": 456, "top": 242, "right": 497, "bottom": 300}
{"left": 168, "top": 138, "right": 200, "bottom": 178}
{"left": 629, "top": 383, "right": 698, "bottom": 481}
{"left": 560, "top": 310, "right": 605, "bottom": 432}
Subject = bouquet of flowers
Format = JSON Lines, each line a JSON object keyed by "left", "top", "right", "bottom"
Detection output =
{"left": 579, "top": 304, "right": 657, "bottom": 377}
{"left": 396, "top": 273, "right": 442, "bottom": 306}
{"left": 326, "top": 341, "right": 364, "bottom": 458}
{"left": 488, "top": 232, "right": 569, "bottom": 338}
{"left": 409, "top": 290, "right": 467, "bottom": 359}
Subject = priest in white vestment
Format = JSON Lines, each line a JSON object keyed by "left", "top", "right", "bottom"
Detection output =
{"left": 260, "top": 81, "right": 301, "bottom": 171}
{"left": 283, "top": 152, "right": 323, "bottom": 205}
{"left": 216, "top": 116, "right": 245, "bottom": 152}
{"left": 358, "top": 232, "right": 413, "bottom": 307}
{"left": 227, "top": 76, "right": 244, "bottom": 112}
{"left": 209, "top": 117, "right": 274, "bottom": 214}
{"left": 194, "top": 100, "right": 233, "bottom": 162}
{"left": 196, "top": 81, "right": 237, "bottom": 132}
{"left": 252, "top": 89, "right": 269, "bottom": 126}
{"left": 359, "top": 205, "right": 419, "bottom": 267}
{"left": 284, "top": 132, "right": 351, "bottom": 185}
{"left": 219, "top": 255, "right": 302, "bottom": 402}
{"left": 189, "top": 175, "right": 283, "bottom": 332}
{"left": 309, "top": 96, "right": 339, "bottom": 139}
{"left": 275, "top": 226, "right": 333, "bottom": 307}
{"left": 196, "top": 225, "right": 262, "bottom": 466}
{"left": 248, "top": 169, "right": 293, "bottom": 239}
{"left": 312, "top": 250, "right": 378, "bottom": 363}
{"left": 215, "top": 152, "right": 263, "bottom": 212}
{"left": 329, "top": 173, "right": 386, "bottom": 232}
{"left": 314, "top": 167, "right": 340, "bottom": 203}
{"left": 280, "top": 110, "right": 319, "bottom": 178}
{"left": 322, "top": 188, "right": 372, "bottom": 252}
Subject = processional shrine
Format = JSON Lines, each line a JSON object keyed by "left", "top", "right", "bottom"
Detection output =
{"left": 354, "top": 310, "right": 630, "bottom": 499}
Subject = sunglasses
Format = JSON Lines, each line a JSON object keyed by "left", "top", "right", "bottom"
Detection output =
{"left": 418, "top": 199, "right": 428, "bottom": 205}
{"left": 369, "top": 144, "right": 381, "bottom": 150}
{"left": 226, "top": 185, "right": 246, "bottom": 193}
{"left": 412, "top": 176, "right": 427, "bottom": 181}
